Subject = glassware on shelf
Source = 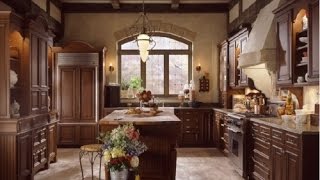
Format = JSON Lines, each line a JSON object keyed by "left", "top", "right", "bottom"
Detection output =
{"left": 302, "top": 15, "right": 308, "bottom": 31}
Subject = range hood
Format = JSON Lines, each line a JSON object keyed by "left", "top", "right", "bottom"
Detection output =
{"left": 238, "top": 0, "right": 281, "bottom": 98}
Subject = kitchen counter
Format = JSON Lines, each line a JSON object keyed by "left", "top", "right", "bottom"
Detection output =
{"left": 99, "top": 107, "right": 181, "bottom": 180}
{"left": 250, "top": 117, "right": 319, "bottom": 134}
{"left": 212, "top": 108, "right": 235, "bottom": 114}
{"left": 100, "top": 107, "right": 180, "bottom": 125}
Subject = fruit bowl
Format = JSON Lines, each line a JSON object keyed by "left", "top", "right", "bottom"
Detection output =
{"left": 136, "top": 90, "right": 152, "bottom": 102}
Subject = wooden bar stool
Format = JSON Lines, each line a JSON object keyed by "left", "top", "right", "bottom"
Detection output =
{"left": 79, "top": 144, "right": 103, "bottom": 180}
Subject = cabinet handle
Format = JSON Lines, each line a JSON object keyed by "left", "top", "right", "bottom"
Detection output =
{"left": 185, "top": 130, "right": 191, "bottom": 133}
{"left": 186, "top": 119, "right": 191, "bottom": 122}
{"left": 185, "top": 126, "right": 190, "bottom": 128}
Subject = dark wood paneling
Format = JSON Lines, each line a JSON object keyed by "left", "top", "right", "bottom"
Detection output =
{"left": 17, "top": 132, "right": 33, "bottom": 179}
{"left": 31, "top": 34, "right": 39, "bottom": 88}
{"left": 276, "top": 11, "right": 293, "bottom": 85}
{"left": 79, "top": 124, "right": 97, "bottom": 145}
{"left": 0, "top": 11, "right": 10, "bottom": 118}
{"left": 62, "top": 3, "right": 229, "bottom": 13}
{"left": 40, "top": 39, "right": 48, "bottom": 87}
{"left": 79, "top": 67, "right": 96, "bottom": 122}
{"left": 48, "top": 122, "right": 57, "bottom": 163}
{"left": 0, "top": 135, "right": 17, "bottom": 180}
{"left": 58, "top": 125, "right": 77, "bottom": 145}
{"left": 309, "top": 1, "right": 319, "bottom": 82}
{"left": 228, "top": 42, "right": 236, "bottom": 87}
{"left": 59, "top": 67, "right": 77, "bottom": 122}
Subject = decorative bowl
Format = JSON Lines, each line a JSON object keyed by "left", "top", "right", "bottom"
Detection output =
{"left": 299, "top": 37, "right": 308, "bottom": 43}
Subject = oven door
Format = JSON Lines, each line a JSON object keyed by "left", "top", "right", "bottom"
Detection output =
{"left": 228, "top": 126, "right": 243, "bottom": 176}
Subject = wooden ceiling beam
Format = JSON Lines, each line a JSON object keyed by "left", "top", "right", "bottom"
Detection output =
{"left": 62, "top": 3, "right": 229, "bottom": 13}
{"left": 171, "top": 0, "right": 179, "bottom": 9}
{"left": 111, "top": 0, "right": 120, "bottom": 9}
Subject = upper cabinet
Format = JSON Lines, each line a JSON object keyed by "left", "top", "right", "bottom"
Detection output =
{"left": 228, "top": 28, "right": 249, "bottom": 88}
{"left": 274, "top": 0, "right": 319, "bottom": 86}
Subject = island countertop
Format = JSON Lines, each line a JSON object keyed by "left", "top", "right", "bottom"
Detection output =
{"left": 99, "top": 107, "right": 181, "bottom": 125}
{"left": 99, "top": 107, "right": 181, "bottom": 180}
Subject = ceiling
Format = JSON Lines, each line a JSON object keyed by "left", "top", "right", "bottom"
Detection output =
{"left": 61, "top": 0, "right": 231, "bottom": 13}
{"left": 61, "top": 0, "right": 231, "bottom": 4}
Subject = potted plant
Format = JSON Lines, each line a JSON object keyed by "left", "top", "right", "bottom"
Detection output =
{"left": 120, "top": 80, "right": 130, "bottom": 98}
{"left": 127, "top": 77, "right": 143, "bottom": 98}
{"left": 99, "top": 123, "right": 147, "bottom": 180}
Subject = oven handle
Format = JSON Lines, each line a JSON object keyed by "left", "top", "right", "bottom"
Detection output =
{"left": 227, "top": 127, "right": 242, "bottom": 134}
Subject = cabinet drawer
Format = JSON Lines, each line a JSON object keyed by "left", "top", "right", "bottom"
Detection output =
{"left": 33, "top": 127, "right": 47, "bottom": 147}
{"left": 252, "top": 122, "right": 260, "bottom": 134}
{"left": 253, "top": 149, "right": 270, "bottom": 169}
{"left": 285, "top": 132, "right": 300, "bottom": 149}
{"left": 252, "top": 162, "right": 270, "bottom": 180}
{"left": 183, "top": 124, "right": 199, "bottom": 130}
{"left": 259, "top": 125, "right": 271, "bottom": 138}
{"left": 271, "top": 128, "right": 284, "bottom": 143}
{"left": 254, "top": 136, "right": 271, "bottom": 156}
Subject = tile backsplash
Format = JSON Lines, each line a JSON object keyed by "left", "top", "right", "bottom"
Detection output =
{"left": 303, "top": 86, "right": 319, "bottom": 107}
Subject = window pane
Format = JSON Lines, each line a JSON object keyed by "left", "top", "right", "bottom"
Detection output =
{"left": 121, "top": 36, "right": 189, "bottom": 50}
{"left": 146, "top": 55, "right": 164, "bottom": 95}
{"left": 169, "top": 55, "right": 189, "bottom": 94}
{"left": 121, "top": 55, "right": 141, "bottom": 84}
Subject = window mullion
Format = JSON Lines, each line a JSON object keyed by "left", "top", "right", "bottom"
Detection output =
{"left": 164, "top": 53, "right": 169, "bottom": 96}
{"left": 141, "top": 60, "right": 146, "bottom": 89}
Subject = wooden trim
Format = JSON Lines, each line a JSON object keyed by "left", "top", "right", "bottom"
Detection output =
{"left": 62, "top": 3, "right": 229, "bottom": 13}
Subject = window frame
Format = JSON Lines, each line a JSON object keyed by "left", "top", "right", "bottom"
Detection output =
{"left": 118, "top": 33, "right": 192, "bottom": 97}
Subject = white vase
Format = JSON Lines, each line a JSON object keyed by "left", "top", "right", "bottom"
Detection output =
{"left": 110, "top": 168, "right": 128, "bottom": 180}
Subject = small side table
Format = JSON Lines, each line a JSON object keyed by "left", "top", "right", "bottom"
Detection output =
{"left": 79, "top": 144, "right": 103, "bottom": 180}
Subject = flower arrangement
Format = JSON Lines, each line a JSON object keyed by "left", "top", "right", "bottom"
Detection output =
{"left": 99, "top": 123, "right": 147, "bottom": 172}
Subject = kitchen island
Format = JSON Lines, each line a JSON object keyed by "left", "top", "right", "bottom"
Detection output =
{"left": 99, "top": 107, "right": 181, "bottom": 180}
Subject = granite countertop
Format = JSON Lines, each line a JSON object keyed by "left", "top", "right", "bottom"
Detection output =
{"left": 250, "top": 117, "right": 319, "bottom": 134}
{"left": 100, "top": 107, "right": 181, "bottom": 125}
{"left": 212, "top": 108, "right": 236, "bottom": 114}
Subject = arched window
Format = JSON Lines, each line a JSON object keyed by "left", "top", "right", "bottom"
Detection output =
{"left": 118, "top": 33, "right": 192, "bottom": 97}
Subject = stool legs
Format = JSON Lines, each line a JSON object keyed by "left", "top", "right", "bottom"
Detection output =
{"left": 79, "top": 150, "right": 103, "bottom": 180}
{"left": 79, "top": 150, "right": 85, "bottom": 179}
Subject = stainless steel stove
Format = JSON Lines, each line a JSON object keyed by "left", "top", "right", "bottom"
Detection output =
{"left": 226, "top": 113, "right": 247, "bottom": 177}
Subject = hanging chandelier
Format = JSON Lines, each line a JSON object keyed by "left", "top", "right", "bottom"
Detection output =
{"left": 128, "top": 0, "right": 156, "bottom": 63}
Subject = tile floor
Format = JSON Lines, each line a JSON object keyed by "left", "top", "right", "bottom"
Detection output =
{"left": 35, "top": 148, "right": 243, "bottom": 180}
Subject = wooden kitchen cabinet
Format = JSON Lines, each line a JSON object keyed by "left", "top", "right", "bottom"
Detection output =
{"left": 213, "top": 110, "right": 229, "bottom": 155}
{"left": 228, "top": 28, "right": 249, "bottom": 88}
{"left": 174, "top": 108, "right": 213, "bottom": 147}
{"left": 55, "top": 42, "right": 105, "bottom": 146}
{"left": 274, "top": 0, "right": 319, "bottom": 86}
{"left": 248, "top": 121, "right": 319, "bottom": 180}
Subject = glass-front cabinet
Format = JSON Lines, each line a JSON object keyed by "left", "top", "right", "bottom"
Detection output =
{"left": 274, "top": 0, "right": 319, "bottom": 86}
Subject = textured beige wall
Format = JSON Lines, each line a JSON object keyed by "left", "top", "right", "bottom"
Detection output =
{"left": 50, "top": 2, "right": 61, "bottom": 23}
{"left": 32, "top": 0, "right": 47, "bottom": 11}
{"left": 64, "top": 13, "right": 227, "bottom": 103}
{"left": 242, "top": 0, "right": 256, "bottom": 12}
{"left": 229, "top": 3, "right": 239, "bottom": 23}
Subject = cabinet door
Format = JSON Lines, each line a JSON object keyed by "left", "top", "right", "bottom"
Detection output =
{"left": 39, "top": 39, "right": 48, "bottom": 112}
{"left": 30, "top": 35, "right": 40, "bottom": 114}
{"left": 228, "top": 42, "right": 236, "bottom": 87}
{"left": 58, "top": 124, "right": 77, "bottom": 145}
{"left": 239, "top": 35, "right": 248, "bottom": 86}
{"left": 308, "top": 1, "right": 319, "bottom": 82}
{"left": 59, "top": 67, "right": 77, "bottom": 123}
{"left": 48, "top": 123, "right": 57, "bottom": 163}
{"left": 276, "top": 12, "right": 293, "bottom": 85}
{"left": 17, "top": 132, "right": 32, "bottom": 180}
{"left": 79, "top": 67, "right": 96, "bottom": 122}
{"left": 271, "top": 144, "right": 285, "bottom": 180}
{"left": 285, "top": 150, "right": 299, "bottom": 180}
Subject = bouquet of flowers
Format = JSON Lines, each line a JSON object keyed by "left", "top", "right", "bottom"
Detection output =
{"left": 99, "top": 123, "right": 147, "bottom": 172}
